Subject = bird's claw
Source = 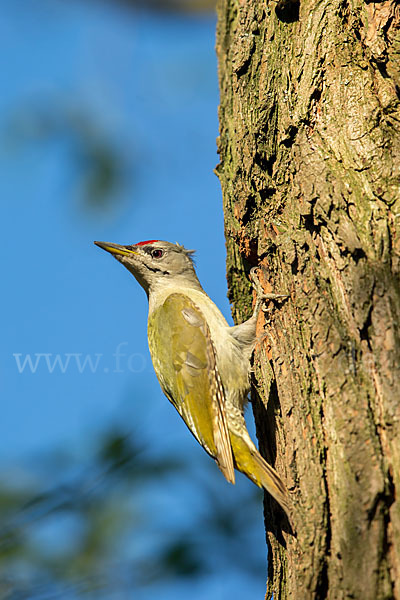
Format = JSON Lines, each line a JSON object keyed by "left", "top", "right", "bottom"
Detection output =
{"left": 249, "top": 267, "right": 289, "bottom": 305}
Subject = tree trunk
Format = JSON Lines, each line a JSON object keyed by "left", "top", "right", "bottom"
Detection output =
{"left": 215, "top": 1, "right": 400, "bottom": 598}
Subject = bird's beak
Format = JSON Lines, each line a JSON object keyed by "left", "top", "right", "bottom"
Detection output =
{"left": 94, "top": 241, "right": 138, "bottom": 257}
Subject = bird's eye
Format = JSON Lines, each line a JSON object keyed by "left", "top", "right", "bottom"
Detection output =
{"left": 151, "top": 249, "right": 164, "bottom": 259}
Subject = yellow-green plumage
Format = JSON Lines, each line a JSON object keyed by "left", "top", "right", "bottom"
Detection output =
{"left": 148, "top": 293, "right": 235, "bottom": 482}
{"left": 95, "top": 239, "right": 290, "bottom": 518}
{"left": 148, "top": 291, "right": 289, "bottom": 517}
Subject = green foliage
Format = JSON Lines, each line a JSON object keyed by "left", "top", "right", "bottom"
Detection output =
{"left": 0, "top": 427, "right": 265, "bottom": 598}
{"left": 5, "top": 103, "right": 126, "bottom": 210}
{"left": 112, "top": 0, "right": 216, "bottom": 13}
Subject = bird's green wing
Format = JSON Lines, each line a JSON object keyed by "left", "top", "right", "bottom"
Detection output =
{"left": 148, "top": 293, "right": 235, "bottom": 483}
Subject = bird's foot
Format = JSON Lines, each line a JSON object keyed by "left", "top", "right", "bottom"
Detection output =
{"left": 249, "top": 267, "right": 289, "bottom": 313}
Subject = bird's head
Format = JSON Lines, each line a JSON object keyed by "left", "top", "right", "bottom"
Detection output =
{"left": 94, "top": 239, "right": 201, "bottom": 295}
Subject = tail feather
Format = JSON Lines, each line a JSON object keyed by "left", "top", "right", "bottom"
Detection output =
{"left": 251, "top": 448, "right": 291, "bottom": 517}
{"left": 230, "top": 432, "right": 290, "bottom": 518}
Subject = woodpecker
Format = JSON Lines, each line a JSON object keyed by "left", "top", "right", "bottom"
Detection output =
{"left": 95, "top": 239, "right": 289, "bottom": 516}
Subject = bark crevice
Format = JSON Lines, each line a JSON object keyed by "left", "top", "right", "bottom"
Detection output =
{"left": 216, "top": 0, "right": 400, "bottom": 597}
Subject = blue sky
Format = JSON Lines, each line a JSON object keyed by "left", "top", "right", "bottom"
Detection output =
{"left": 1, "top": 1, "right": 267, "bottom": 598}
{"left": 1, "top": 0, "right": 228, "bottom": 457}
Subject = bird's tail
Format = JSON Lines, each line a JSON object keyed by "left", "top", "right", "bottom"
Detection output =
{"left": 230, "top": 431, "right": 290, "bottom": 518}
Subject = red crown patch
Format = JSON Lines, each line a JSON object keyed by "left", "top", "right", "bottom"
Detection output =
{"left": 134, "top": 240, "right": 159, "bottom": 246}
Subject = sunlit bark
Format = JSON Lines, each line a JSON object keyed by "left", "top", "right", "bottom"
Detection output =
{"left": 216, "top": 1, "right": 400, "bottom": 597}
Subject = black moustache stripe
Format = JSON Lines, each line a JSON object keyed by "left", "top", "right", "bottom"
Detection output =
{"left": 144, "top": 264, "right": 170, "bottom": 276}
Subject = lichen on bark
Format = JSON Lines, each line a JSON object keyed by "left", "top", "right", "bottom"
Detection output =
{"left": 216, "top": 0, "right": 400, "bottom": 598}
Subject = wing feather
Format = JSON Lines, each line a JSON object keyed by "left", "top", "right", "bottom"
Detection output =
{"left": 148, "top": 293, "right": 235, "bottom": 483}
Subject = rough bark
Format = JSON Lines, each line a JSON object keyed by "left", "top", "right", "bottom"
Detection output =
{"left": 215, "top": 1, "right": 400, "bottom": 598}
